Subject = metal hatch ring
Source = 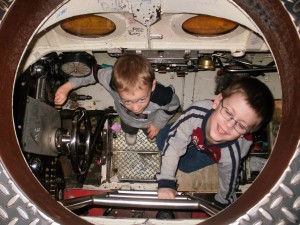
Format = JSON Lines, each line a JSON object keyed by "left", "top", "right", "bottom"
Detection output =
{"left": 0, "top": 0, "right": 299, "bottom": 224}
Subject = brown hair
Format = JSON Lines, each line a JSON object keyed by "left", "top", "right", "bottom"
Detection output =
{"left": 221, "top": 76, "right": 274, "bottom": 130}
{"left": 112, "top": 54, "right": 155, "bottom": 93}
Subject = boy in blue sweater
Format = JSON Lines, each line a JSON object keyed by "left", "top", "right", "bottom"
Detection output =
{"left": 55, "top": 54, "right": 180, "bottom": 145}
{"left": 156, "top": 76, "right": 274, "bottom": 208}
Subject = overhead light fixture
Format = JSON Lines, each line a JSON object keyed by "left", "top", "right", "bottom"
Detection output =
{"left": 60, "top": 15, "right": 116, "bottom": 37}
{"left": 182, "top": 14, "right": 239, "bottom": 36}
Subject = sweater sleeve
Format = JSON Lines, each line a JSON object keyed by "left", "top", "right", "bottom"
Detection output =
{"left": 68, "top": 67, "right": 113, "bottom": 90}
{"left": 215, "top": 139, "right": 252, "bottom": 205}
{"left": 68, "top": 74, "right": 96, "bottom": 89}
{"left": 214, "top": 161, "right": 238, "bottom": 205}
{"left": 156, "top": 109, "right": 197, "bottom": 189}
{"left": 151, "top": 85, "right": 180, "bottom": 129}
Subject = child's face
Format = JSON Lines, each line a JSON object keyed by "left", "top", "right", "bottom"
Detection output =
{"left": 206, "top": 92, "right": 262, "bottom": 144}
{"left": 118, "top": 81, "right": 156, "bottom": 115}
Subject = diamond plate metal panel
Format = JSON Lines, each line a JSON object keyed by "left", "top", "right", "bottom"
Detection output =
{"left": 232, "top": 142, "right": 300, "bottom": 225}
{"left": 110, "top": 129, "right": 161, "bottom": 181}
{"left": 112, "top": 130, "right": 159, "bottom": 152}
{"left": 0, "top": 163, "right": 56, "bottom": 225}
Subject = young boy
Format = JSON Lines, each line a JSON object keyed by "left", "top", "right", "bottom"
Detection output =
{"left": 155, "top": 76, "right": 274, "bottom": 208}
{"left": 55, "top": 54, "right": 180, "bottom": 145}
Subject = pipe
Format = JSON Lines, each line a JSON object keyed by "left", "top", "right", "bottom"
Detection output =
{"left": 224, "top": 67, "right": 277, "bottom": 73}
{"left": 107, "top": 193, "right": 189, "bottom": 200}
{"left": 60, "top": 192, "right": 221, "bottom": 216}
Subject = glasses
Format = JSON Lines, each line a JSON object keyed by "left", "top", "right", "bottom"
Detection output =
{"left": 220, "top": 100, "right": 249, "bottom": 135}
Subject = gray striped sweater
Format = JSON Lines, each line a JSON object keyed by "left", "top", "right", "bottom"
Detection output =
{"left": 156, "top": 100, "right": 253, "bottom": 205}
{"left": 68, "top": 67, "right": 180, "bottom": 129}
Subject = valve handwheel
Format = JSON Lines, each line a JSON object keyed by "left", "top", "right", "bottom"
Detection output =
{"left": 69, "top": 107, "right": 91, "bottom": 175}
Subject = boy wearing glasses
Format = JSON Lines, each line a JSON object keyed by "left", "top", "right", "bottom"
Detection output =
{"left": 156, "top": 76, "right": 274, "bottom": 208}
{"left": 54, "top": 54, "right": 180, "bottom": 145}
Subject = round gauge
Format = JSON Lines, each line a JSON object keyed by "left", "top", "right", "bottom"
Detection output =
{"left": 59, "top": 52, "right": 96, "bottom": 77}
{"left": 61, "top": 61, "right": 91, "bottom": 77}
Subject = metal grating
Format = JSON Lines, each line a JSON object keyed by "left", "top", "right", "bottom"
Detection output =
{"left": 110, "top": 129, "right": 161, "bottom": 181}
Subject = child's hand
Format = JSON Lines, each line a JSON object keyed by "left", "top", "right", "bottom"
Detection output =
{"left": 147, "top": 123, "right": 160, "bottom": 140}
{"left": 157, "top": 188, "right": 177, "bottom": 199}
{"left": 54, "top": 82, "right": 73, "bottom": 105}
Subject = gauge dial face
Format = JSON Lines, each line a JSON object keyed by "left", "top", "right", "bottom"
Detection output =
{"left": 61, "top": 61, "right": 91, "bottom": 77}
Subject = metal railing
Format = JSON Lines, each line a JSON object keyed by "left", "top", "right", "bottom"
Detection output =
{"left": 60, "top": 190, "right": 222, "bottom": 217}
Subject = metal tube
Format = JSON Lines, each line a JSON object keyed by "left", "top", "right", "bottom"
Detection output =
{"left": 117, "top": 190, "right": 181, "bottom": 195}
{"left": 117, "top": 190, "right": 157, "bottom": 195}
{"left": 60, "top": 192, "right": 221, "bottom": 216}
{"left": 107, "top": 193, "right": 189, "bottom": 200}
{"left": 94, "top": 197, "right": 200, "bottom": 209}
{"left": 61, "top": 195, "right": 200, "bottom": 211}
{"left": 225, "top": 67, "right": 277, "bottom": 73}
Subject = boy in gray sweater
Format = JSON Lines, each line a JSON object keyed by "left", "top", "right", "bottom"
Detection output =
{"left": 55, "top": 54, "right": 180, "bottom": 145}
{"left": 156, "top": 76, "right": 274, "bottom": 208}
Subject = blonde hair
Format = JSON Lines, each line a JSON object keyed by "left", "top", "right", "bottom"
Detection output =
{"left": 112, "top": 54, "right": 155, "bottom": 92}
